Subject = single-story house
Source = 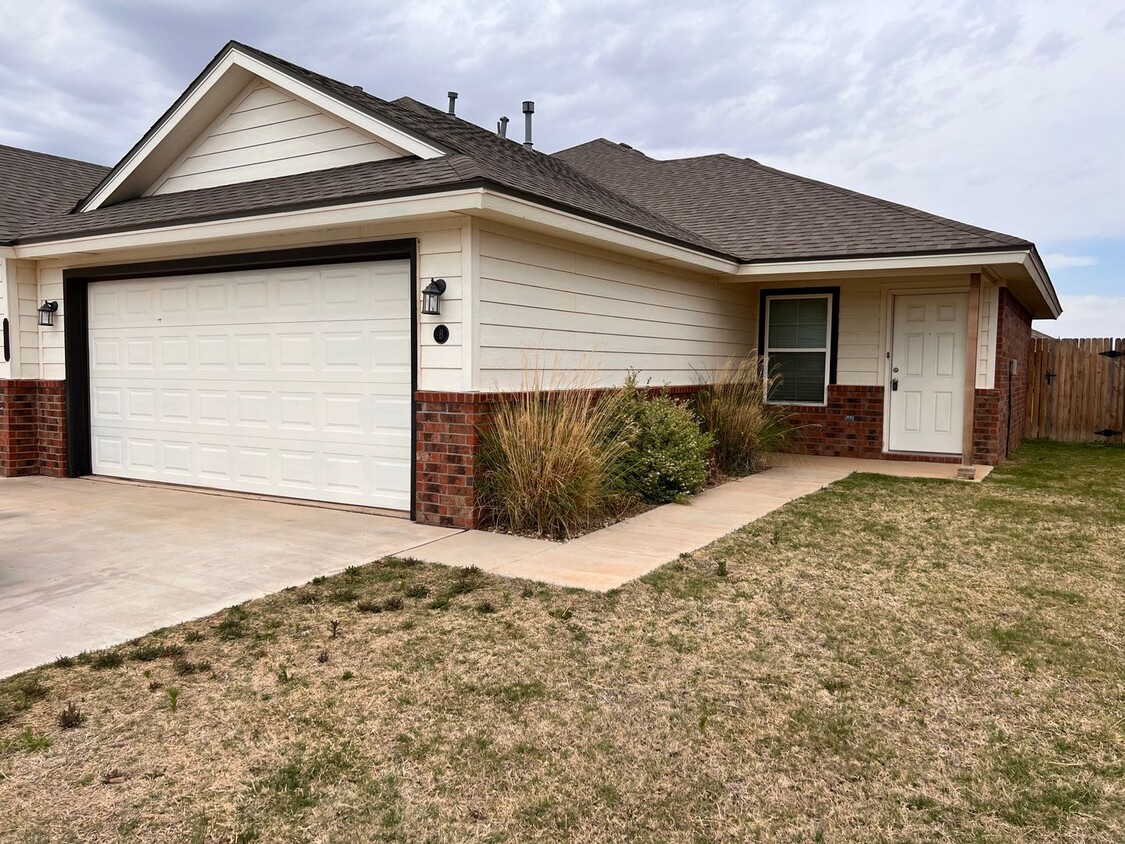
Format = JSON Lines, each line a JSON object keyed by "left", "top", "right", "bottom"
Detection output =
{"left": 0, "top": 41, "right": 1060, "bottom": 527}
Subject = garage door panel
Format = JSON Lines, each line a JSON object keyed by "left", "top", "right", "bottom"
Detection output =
{"left": 89, "top": 260, "right": 413, "bottom": 510}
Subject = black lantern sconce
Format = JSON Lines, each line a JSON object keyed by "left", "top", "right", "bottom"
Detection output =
{"left": 421, "top": 278, "right": 446, "bottom": 315}
{"left": 37, "top": 300, "right": 59, "bottom": 327}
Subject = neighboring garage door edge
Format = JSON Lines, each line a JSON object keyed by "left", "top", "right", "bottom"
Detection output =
{"left": 63, "top": 239, "right": 419, "bottom": 520}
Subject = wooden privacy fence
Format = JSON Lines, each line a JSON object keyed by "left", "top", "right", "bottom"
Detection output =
{"left": 1026, "top": 337, "right": 1125, "bottom": 442}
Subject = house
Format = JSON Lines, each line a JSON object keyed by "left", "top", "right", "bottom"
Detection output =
{"left": 0, "top": 41, "right": 1060, "bottom": 528}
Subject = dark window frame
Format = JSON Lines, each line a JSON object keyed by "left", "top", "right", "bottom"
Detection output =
{"left": 757, "top": 286, "right": 841, "bottom": 406}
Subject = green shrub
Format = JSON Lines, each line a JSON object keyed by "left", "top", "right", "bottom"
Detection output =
{"left": 694, "top": 355, "right": 791, "bottom": 476}
{"left": 477, "top": 372, "right": 631, "bottom": 540}
{"left": 606, "top": 378, "right": 713, "bottom": 503}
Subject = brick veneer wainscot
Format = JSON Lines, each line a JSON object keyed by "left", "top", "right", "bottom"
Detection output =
{"left": 777, "top": 385, "right": 885, "bottom": 458}
{"left": 0, "top": 380, "right": 67, "bottom": 477}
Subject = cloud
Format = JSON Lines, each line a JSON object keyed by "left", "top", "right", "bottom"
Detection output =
{"left": 1042, "top": 252, "right": 1098, "bottom": 270}
{"left": 1040, "top": 295, "right": 1125, "bottom": 339}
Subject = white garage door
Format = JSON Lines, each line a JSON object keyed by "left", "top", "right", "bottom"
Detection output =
{"left": 88, "top": 260, "right": 413, "bottom": 511}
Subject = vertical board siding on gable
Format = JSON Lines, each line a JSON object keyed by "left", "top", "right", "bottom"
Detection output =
{"left": 149, "top": 82, "right": 403, "bottom": 196}
{"left": 477, "top": 229, "right": 756, "bottom": 390}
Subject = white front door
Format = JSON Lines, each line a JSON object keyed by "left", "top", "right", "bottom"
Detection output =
{"left": 887, "top": 292, "right": 967, "bottom": 454}
{"left": 87, "top": 260, "right": 413, "bottom": 510}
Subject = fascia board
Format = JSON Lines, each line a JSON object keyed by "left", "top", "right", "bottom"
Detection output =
{"left": 14, "top": 190, "right": 487, "bottom": 259}
{"left": 472, "top": 193, "right": 739, "bottom": 273}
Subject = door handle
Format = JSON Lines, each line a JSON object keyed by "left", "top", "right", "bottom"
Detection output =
{"left": 891, "top": 378, "right": 899, "bottom": 392}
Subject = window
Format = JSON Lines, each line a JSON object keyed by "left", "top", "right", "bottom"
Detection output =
{"left": 763, "top": 293, "right": 834, "bottom": 404}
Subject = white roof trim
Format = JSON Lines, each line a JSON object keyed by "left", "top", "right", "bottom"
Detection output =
{"left": 78, "top": 45, "right": 447, "bottom": 213}
{"left": 732, "top": 249, "right": 1062, "bottom": 319}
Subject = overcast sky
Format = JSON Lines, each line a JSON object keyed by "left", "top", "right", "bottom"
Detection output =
{"left": 1, "top": 0, "right": 1122, "bottom": 336}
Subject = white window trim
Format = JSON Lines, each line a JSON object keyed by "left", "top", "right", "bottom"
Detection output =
{"left": 763, "top": 292, "right": 834, "bottom": 406}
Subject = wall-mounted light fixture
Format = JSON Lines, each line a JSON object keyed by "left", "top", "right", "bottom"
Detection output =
{"left": 37, "top": 300, "right": 59, "bottom": 327}
{"left": 421, "top": 278, "right": 446, "bottom": 315}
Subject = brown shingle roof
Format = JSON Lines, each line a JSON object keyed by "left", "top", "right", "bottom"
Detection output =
{"left": 552, "top": 138, "right": 1030, "bottom": 262}
{"left": 9, "top": 41, "right": 1035, "bottom": 269}
{"left": 0, "top": 145, "right": 109, "bottom": 242}
{"left": 15, "top": 42, "right": 725, "bottom": 256}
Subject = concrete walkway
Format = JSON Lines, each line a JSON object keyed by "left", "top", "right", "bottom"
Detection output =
{"left": 411, "top": 454, "right": 992, "bottom": 591}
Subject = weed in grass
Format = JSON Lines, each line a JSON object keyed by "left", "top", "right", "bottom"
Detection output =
{"left": 717, "top": 558, "right": 728, "bottom": 577}
{"left": 90, "top": 651, "right": 125, "bottom": 670}
{"left": 329, "top": 588, "right": 358, "bottom": 604}
{"left": 427, "top": 595, "right": 451, "bottom": 611}
{"left": 276, "top": 668, "right": 294, "bottom": 685}
{"left": 217, "top": 607, "right": 250, "bottom": 640}
{"left": 356, "top": 600, "right": 382, "bottom": 614}
{"left": 184, "top": 631, "right": 205, "bottom": 643}
{"left": 16, "top": 678, "right": 49, "bottom": 702}
{"left": 166, "top": 688, "right": 180, "bottom": 713}
{"left": 328, "top": 620, "right": 341, "bottom": 638}
{"left": 404, "top": 584, "right": 429, "bottom": 599}
{"left": 129, "top": 643, "right": 184, "bottom": 662}
{"left": 382, "top": 596, "right": 404, "bottom": 612}
{"left": 148, "top": 680, "right": 163, "bottom": 692}
{"left": 53, "top": 655, "right": 75, "bottom": 669}
{"left": 476, "top": 599, "right": 496, "bottom": 614}
{"left": 101, "top": 769, "right": 127, "bottom": 785}
{"left": 547, "top": 606, "right": 573, "bottom": 621}
{"left": 317, "top": 650, "right": 329, "bottom": 664}
{"left": 344, "top": 565, "right": 362, "bottom": 579}
{"left": 310, "top": 576, "right": 328, "bottom": 585}
{"left": 295, "top": 591, "right": 318, "bottom": 606}
{"left": 172, "top": 658, "right": 210, "bottom": 676}
{"left": 7, "top": 727, "right": 51, "bottom": 752}
{"left": 340, "top": 671, "right": 354, "bottom": 681}
{"left": 58, "top": 702, "right": 86, "bottom": 730}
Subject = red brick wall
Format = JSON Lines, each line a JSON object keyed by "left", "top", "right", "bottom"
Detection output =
{"left": 776, "top": 385, "right": 885, "bottom": 458}
{"left": 0, "top": 380, "right": 67, "bottom": 477}
{"left": 972, "top": 288, "right": 1032, "bottom": 464}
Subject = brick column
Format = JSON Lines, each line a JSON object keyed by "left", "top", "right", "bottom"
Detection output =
{"left": 0, "top": 380, "right": 68, "bottom": 478}
{"left": 414, "top": 391, "right": 492, "bottom": 528}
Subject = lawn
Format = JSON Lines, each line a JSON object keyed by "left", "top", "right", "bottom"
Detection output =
{"left": 1, "top": 440, "right": 1123, "bottom": 843}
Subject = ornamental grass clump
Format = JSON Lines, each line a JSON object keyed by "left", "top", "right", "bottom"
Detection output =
{"left": 694, "top": 355, "right": 791, "bottom": 476}
{"left": 477, "top": 370, "right": 632, "bottom": 540}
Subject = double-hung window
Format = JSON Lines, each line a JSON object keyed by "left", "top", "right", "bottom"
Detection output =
{"left": 763, "top": 293, "right": 834, "bottom": 404}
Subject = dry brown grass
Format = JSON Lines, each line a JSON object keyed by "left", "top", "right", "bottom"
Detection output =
{"left": 1, "top": 441, "right": 1123, "bottom": 843}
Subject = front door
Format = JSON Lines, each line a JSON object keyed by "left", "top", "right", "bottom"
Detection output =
{"left": 887, "top": 292, "right": 967, "bottom": 454}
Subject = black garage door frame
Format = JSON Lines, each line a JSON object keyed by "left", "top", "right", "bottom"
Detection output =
{"left": 63, "top": 239, "right": 420, "bottom": 519}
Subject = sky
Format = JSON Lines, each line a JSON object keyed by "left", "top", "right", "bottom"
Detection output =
{"left": 0, "top": 0, "right": 1122, "bottom": 337}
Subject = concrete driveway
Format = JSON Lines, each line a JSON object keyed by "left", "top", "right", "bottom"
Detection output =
{"left": 0, "top": 477, "right": 459, "bottom": 678}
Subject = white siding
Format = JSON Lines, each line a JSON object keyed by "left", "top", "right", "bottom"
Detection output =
{"left": 976, "top": 278, "right": 999, "bottom": 389}
{"left": 13, "top": 260, "right": 41, "bottom": 380}
{"left": 148, "top": 81, "right": 403, "bottom": 196}
{"left": 477, "top": 227, "right": 756, "bottom": 390}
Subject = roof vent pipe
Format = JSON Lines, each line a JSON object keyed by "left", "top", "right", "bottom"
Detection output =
{"left": 497, "top": 116, "right": 509, "bottom": 138}
{"left": 522, "top": 101, "right": 534, "bottom": 149}
{"left": 447, "top": 91, "right": 458, "bottom": 115}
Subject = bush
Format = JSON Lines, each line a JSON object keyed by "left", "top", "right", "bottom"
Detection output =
{"left": 606, "top": 377, "right": 714, "bottom": 504}
{"left": 694, "top": 355, "right": 791, "bottom": 476}
{"left": 477, "top": 372, "right": 631, "bottom": 540}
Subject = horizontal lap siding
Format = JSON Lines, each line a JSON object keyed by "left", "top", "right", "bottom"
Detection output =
{"left": 477, "top": 229, "right": 755, "bottom": 390}
{"left": 150, "top": 82, "right": 403, "bottom": 196}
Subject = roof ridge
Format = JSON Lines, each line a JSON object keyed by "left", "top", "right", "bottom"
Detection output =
{"left": 738, "top": 158, "right": 1027, "bottom": 247}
